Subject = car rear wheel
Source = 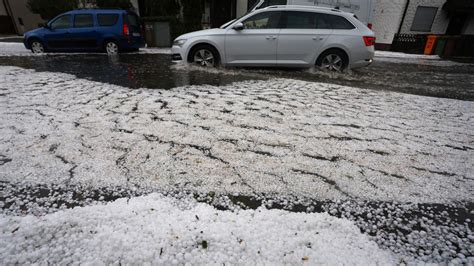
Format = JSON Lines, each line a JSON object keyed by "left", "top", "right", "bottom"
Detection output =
{"left": 30, "top": 40, "right": 44, "bottom": 54}
{"left": 316, "top": 50, "right": 348, "bottom": 72}
{"left": 191, "top": 45, "right": 219, "bottom": 67}
{"left": 105, "top": 41, "right": 119, "bottom": 55}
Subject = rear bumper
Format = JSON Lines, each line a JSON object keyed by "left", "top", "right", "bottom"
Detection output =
{"left": 350, "top": 58, "right": 373, "bottom": 69}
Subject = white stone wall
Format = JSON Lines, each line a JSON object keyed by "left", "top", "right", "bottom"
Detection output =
{"left": 399, "top": 0, "right": 449, "bottom": 34}
{"left": 372, "top": 0, "right": 407, "bottom": 44}
{"left": 236, "top": 0, "right": 248, "bottom": 17}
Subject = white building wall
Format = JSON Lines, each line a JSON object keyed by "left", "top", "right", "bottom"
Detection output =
{"left": 236, "top": 0, "right": 248, "bottom": 18}
{"left": 372, "top": 0, "right": 407, "bottom": 44}
{"left": 399, "top": 0, "right": 449, "bottom": 34}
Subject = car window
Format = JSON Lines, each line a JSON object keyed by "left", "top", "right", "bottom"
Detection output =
{"left": 50, "top": 15, "right": 71, "bottom": 30}
{"left": 283, "top": 11, "right": 316, "bottom": 29}
{"left": 74, "top": 14, "right": 94, "bottom": 28}
{"left": 127, "top": 14, "right": 139, "bottom": 27}
{"left": 243, "top": 11, "right": 281, "bottom": 29}
{"left": 323, "top": 14, "right": 355, "bottom": 30}
{"left": 98, "top": 14, "right": 119, "bottom": 26}
{"left": 314, "top": 13, "right": 332, "bottom": 29}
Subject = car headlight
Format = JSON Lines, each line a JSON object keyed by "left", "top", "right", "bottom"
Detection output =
{"left": 173, "top": 39, "right": 187, "bottom": 47}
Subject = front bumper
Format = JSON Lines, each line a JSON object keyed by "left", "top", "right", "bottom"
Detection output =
{"left": 171, "top": 46, "right": 184, "bottom": 61}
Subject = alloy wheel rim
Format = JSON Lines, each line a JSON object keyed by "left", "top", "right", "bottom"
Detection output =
{"left": 194, "top": 49, "right": 214, "bottom": 67}
{"left": 106, "top": 42, "right": 118, "bottom": 55}
{"left": 321, "top": 54, "right": 343, "bottom": 71}
{"left": 31, "top": 42, "right": 44, "bottom": 53}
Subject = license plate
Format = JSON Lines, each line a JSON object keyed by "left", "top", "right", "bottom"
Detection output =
{"left": 132, "top": 33, "right": 141, "bottom": 37}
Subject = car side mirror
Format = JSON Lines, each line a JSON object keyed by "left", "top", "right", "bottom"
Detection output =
{"left": 233, "top": 22, "right": 244, "bottom": 31}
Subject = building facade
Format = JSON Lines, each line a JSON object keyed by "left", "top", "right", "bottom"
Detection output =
{"left": 1, "top": 0, "right": 44, "bottom": 35}
{"left": 373, "top": 0, "right": 474, "bottom": 49}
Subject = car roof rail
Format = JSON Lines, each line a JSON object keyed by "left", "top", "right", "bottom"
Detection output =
{"left": 264, "top": 5, "right": 342, "bottom": 12}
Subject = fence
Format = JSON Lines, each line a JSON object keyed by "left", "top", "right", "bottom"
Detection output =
{"left": 390, "top": 34, "right": 428, "bottom": 54}
{"left": 390, "top": 33, "right": 474, "bottom": 57}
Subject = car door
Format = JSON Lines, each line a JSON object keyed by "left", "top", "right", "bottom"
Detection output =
{"left": 43, "top": 15, "right": 73, "bottom": 50}
{"left": 277, "top": 11, "right": 332, "bottom": 66}
{"left": 70, "top": 13, "right": 100, "bottom": 49}
{"left": 224, "top": 11, "right": 282, "bottom": 66}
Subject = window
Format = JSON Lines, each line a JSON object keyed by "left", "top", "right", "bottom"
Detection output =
{"left": 315, "top": 14, "right": 332, "bottom": 29}
{"left": 283, "top": 11, "right": 316, "bottom": 29}
{"left": 74, "top": 14, "right": 94, "bottom": 28}
{"left": 323, "top": 14, "right": 355, "bottom": 29}
{"left": 127, "top": 14, "right": 139, "bottom": 27}
{"left": 281, "top": 12, "right": 354, "bottom": 30}
{"left": 50, "top": 15, "right": 71, "bottom": 30}
{"left": 98, "top": 14, "right": 119, "bottom": 26}
{"left": 411, "top": 6, "right": 438, "bottom": 32}
{"left": 243, "top": 11, "right": 281, "bottom": 29}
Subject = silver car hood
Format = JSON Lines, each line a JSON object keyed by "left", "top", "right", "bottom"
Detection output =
{"left": 176, "top": 28, "right": 226, "bottom": 40}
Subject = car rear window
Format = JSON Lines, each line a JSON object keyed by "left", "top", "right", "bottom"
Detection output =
{"left": 98, "top": 14, "right": 119, "bottom": 26}
{"left": 323, "top": 14, "right": 355, "bottom": 30}
{"left": 74, "top": 14, "right": 94, "bottom": 28}
{"left": 127, "top": 14, "right": 139, "bottom": 27}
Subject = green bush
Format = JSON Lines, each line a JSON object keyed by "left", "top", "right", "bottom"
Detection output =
{"left": 181, "top": 0, "right": 204, "bottom": 32}
{"left": 95, "top": 0, "right": 132, "bottom": 9}
{"left": 27, "top": 0, "right": 78, "bottom": 20}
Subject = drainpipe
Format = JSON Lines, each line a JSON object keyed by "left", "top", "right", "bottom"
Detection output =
{"left": 397, "top": 0, "right": 410, "bottom": 34}
{"left": 3, "top": 0, "right": 19, "bottom": 35}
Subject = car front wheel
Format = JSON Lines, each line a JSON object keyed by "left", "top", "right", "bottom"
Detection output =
{"left": 105, "top": 41, "right": 119, "bottom": 55}
{"left": 191, "top": 45, "right": 219, "bottom": 67}
{"left": 30, "top": 40, "right": 44, "bottom": 54}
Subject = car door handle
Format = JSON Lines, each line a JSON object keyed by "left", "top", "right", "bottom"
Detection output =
{"left": 312, "top": 36, "right": 324, "bottom": 41}
{"left": 266, "top": 36, "right": 277, "bottom": 40}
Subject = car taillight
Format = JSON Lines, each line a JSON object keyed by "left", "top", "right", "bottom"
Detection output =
{"left": 367, "top": 23, "right": 373, "bottom": 29}
{"left": 363, "top": 36, "right": 375, "bottom": 46}
{"left": 123, "top": 23, "right": 129, "bottom": 36}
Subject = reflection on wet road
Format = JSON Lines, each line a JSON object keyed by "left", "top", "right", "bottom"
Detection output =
{"left": 0, "top": 53, "right": 473, "bottom": 100}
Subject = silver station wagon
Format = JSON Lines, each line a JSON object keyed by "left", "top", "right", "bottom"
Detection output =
{"left": 172, "top": 5, "right": 375, "bottom": 71}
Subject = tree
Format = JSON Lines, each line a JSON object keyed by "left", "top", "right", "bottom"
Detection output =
{"left": 180, "top": 0, "right": 204, "bottom": 32}
{"left": 140, "top": 0, "right": 180, "bottom": 17}
{"left": 95, "top": 0, "right": 133, "bottom": 9}
{"left": 27, "top": 0, "right": 79, "bottom": 20}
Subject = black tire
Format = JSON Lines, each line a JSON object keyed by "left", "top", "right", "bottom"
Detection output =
{"left": 316, "top": 49, "right": 349, "bottom": 72}
{"left": 104, "top": 40, "right": 119, "bottom": 55}
{"left": 188, "top": 44, "right": 220, "bottom": 67}
{"left": 29, "top": 39, "right": 45, "bottom": 54}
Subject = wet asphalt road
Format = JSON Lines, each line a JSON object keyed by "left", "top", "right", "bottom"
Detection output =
{"left": 0, "top": 53, "right": 473, "bottom": 100}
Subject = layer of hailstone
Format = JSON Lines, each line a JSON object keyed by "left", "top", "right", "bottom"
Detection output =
{"left": 0, "top": 193, "right": 397, "bottom": 265}
{"left": 0, "top": 66, "right": 472, "bottom": 203}
{"left": 0, "top": 42, "right": 170, "bottom": 56}
{"left": 374, "top": 51, "right": 441, "bottom": 60}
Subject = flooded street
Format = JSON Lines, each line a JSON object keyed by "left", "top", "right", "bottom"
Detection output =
{"left": 0, "top": 46, "right": 473, "bottom": 264}
{"left": 0, "top": 53, "right": 473, "bottom": 100}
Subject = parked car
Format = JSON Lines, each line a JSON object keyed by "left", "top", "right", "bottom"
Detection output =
{"left": 24, "top": 9, "right": 145, "bottom": 55}
{"left": 171, "top": 6, "right": 375, "bottom": 71}
{"left": 249, "top": 0, "right": 374, "bottom": 29}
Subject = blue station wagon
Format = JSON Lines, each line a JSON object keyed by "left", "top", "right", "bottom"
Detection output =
{"left": 24, "top": 9, "right": 146, "bottom": 55}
